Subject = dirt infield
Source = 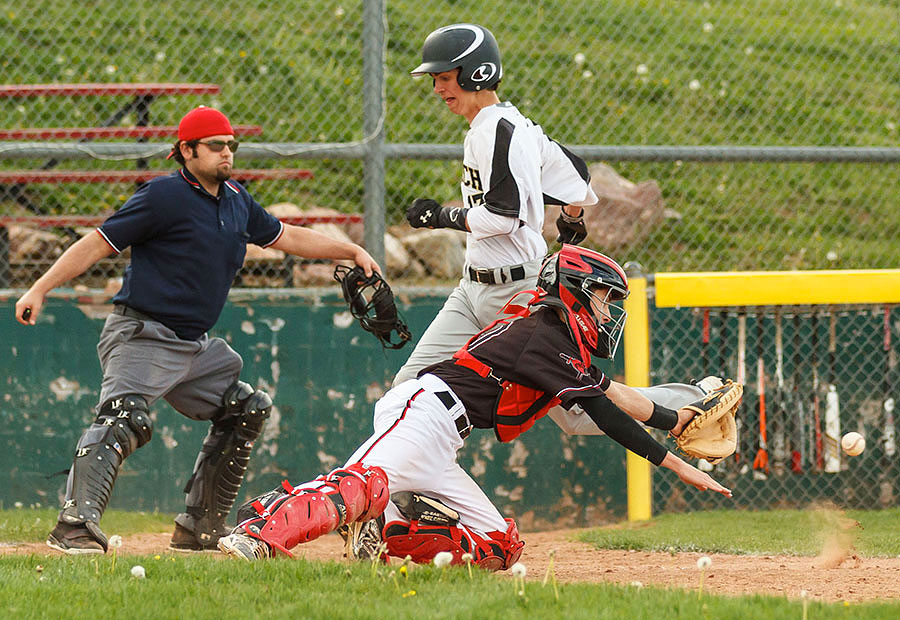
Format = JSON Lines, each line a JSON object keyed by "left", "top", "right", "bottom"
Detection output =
{"left": 5, "top": 528, "right": 900, "bottom": 603}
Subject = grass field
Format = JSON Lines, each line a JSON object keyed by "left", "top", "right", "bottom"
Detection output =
{"left": 3, "top": 508, "right": 899, "bottom": 618}
{"left": 579, "top": 508, "right": 900, "bottom": 557}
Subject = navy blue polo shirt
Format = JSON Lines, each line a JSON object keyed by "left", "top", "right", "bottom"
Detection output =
{"left": 98, "top": 168, "right": 283, "bottom": 340}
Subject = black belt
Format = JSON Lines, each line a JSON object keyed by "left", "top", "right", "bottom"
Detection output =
{"left": 434, "top": 389, "right": 472, "bottom": 439}
{"left": 467, "top": 265, "right": 526, "bottom": 285}
{"left": 112, "top": 304, "right": 156, "bottom": 322}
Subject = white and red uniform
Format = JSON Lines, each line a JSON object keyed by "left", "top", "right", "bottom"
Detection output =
{"left": 234, "top": 302, "right": 682, "bottom": 568}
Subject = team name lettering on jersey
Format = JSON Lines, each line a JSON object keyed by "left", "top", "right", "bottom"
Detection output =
{"left": 462, "top": 165, "right": 483, "bottom": 191}
{"left": 462, "top": 164, "right": 485, "bottom": 207}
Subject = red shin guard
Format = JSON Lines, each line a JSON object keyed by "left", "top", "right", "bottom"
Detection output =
{"left": 239, "top": 463, "right": 389, "bottom": 556}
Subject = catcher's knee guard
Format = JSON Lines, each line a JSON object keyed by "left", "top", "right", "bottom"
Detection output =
{"left": 59, "top": 395, "right": 152, "bottom": 549}
{"left": 236, "top": 463, "right": 389, "bottom": 556}
{"left": 383, "top": 492, "right": 523, "bottom": 571}
{"left": 175, "top": 381, "right": 272, "bottom": 546}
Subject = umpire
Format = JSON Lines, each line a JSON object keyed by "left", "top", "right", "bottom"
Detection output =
{"left": 15, "top": 106, "right": 380, "bottom": 555}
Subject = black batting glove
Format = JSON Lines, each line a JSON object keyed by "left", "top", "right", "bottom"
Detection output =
{"left": 406, "top": 198, "right": 441, "bottom": 228}
{"left": 555, "top": 209, "right": 587, "bottom": 244}
{"left": 406, "top": 198, "right": 469, "bottom": 232}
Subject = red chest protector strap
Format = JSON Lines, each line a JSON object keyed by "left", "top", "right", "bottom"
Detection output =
{"left": 451, "top": 290, "right": 571, "bottom": 442}
{"left": 451, "top": 289, "right": 538, "bottom": 380}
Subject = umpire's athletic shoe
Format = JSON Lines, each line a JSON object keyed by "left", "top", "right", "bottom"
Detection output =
{"left": 46, "top": 522, "right": 105, "bottom": 555}
{"left": 217, "top": 532, "right": 272, "bottom": 561}
{"left": 169, "top": 523, "right": 220, "bottom": 552}
{"left": 342, "top": 516, "right": 386, "bottom": 561}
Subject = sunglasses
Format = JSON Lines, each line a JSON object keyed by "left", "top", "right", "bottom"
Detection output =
{"left": 197, "top": 139, "right": 239, "bottom": 153}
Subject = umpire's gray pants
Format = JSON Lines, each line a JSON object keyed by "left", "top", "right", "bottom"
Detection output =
{"left": 96, "top": 313, "right": 242, "bottom": 419}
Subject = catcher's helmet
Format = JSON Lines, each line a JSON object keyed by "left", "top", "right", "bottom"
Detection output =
{"left": 538, "top": 245, "right": 629, "bottom": 358}
{"left": 410, "top": 23, "right": 502, "bottom": 91}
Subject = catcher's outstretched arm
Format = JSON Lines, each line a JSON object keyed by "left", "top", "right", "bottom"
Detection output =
{"left": 576, "top": 394, "right": 668, "bottom": 465}
{"left": 577, "top": 394, "right": 733, "bottom": 497}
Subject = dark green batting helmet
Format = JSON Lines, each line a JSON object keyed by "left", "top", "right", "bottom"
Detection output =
{"left": 410, "top": 23, "right": 502, "bottom": 91}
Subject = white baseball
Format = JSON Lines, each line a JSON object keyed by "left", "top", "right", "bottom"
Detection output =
{"left": 841, "top": 432, "right": 865, "bottom": 456}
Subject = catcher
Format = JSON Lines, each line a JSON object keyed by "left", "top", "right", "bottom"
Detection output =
{"left": 217, "top": 246, "right": 738, "bottom": 567}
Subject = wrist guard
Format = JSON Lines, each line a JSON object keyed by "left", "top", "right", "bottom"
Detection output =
{"left": 436, "top": 206, "right": 469, "bottom": 231}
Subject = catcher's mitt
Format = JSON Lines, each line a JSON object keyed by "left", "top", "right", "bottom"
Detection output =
{"left": 674, "top": 380, "right": 743, "bottom": 464}
{"left": 334, "top": 265, "right": 412, "bottom": 350}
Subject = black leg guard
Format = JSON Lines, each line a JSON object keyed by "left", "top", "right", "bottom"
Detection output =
{"left": 175, "top": 381, "right": 272, "bottom": 547}
{"left": 58, "top": 395, "right": 152, "bottom": 550}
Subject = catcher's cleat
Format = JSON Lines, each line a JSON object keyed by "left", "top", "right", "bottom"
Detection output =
{"left": 391, "top": 491, "right": 460, "bottom": 526}
{"left": 217, "top": 532, "right": 273, "bottom": 561}
{"left": 693, "top": 375, "right": 725, "bottom": 395}
{"left": 169, "top": 522, "right": 220, "bottom": 553}
{"left": 46, "top": 522, "right": 105, "bottom": 555}
{"left": 342, "top": 516, "right": 386, "bottom": 561}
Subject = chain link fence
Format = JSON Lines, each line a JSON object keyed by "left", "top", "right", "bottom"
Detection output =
{"left": 1, "top": 2, "right": 897, "bottom": 518}
{"left": 1, "top": 0, "right": 897, "bottom": 288}
{"left": 650, "top": 303, "right": 899, "bottom": 513}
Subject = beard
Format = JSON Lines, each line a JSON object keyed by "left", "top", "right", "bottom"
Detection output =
{"left": 215, "top": 166, "right": 232, "bottom": 182}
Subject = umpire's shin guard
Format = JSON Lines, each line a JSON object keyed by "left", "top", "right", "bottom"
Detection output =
{"left": 176, "top": 381, "right": 271, "bottom": 547}
{"left": 58, "top": 395, "right": 153, "bottom": 549}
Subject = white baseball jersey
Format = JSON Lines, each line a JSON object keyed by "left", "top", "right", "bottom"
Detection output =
{"left": 462, "top": 102, "right": 597, "bottom": 268}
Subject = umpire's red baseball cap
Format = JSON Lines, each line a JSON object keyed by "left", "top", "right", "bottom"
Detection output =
{"left": 167, "top": 106, "right": 234, "bottom": 159}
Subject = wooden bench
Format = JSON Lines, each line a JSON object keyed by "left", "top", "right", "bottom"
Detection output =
{"left": 0, "top": 126, "right": 262, "bottom": 140}
{"left": 0, "top": 83, "right": 260, "bottom": 142}
{"left": 0, "top": 213, "right": 363, "bottom": 288}
{"left": 0, "top": 82, "right": 285, "bottom": 215}
{"left": 0, "top": 169, "right": 313, "bottom": 185}
{"left": 0, "top": 83, "right": 226, "bottom": 146}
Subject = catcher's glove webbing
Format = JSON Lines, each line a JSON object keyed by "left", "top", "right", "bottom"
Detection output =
{"left": 674, "top": 380, "right": 743, "bottom": 464}
{"left": 334, "top": 265, "right": 412, "bottom": 350}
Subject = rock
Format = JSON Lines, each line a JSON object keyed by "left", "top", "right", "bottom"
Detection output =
{"left": 384, "top": 231, "right": 413, "bottom": 276}
{"left": 104, "top": 278, "right": 123, "bottom": 296}
{"left": 292, "top": 262, "right": 340, "bottom": 286}
{"left": 402, "top": 229, "right": 466, "bottom": 279}
{"left": 7, "top": 225, "right": 65, "bottom": 262}
{"left": 266, "top": 202, "right": 363, "bottom": 245}
{"left": 266, "top": 202, "right": 304, "bottom": 218}
{"left": 542, "top": 163, "right": 664, "bottom": 251}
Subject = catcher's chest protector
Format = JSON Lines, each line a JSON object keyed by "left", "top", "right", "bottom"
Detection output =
{"left": 451, "top": 292, "right": 592, "bottom": 442}
{"left": 453, "top": 340, "right": 561, "bottom": 442}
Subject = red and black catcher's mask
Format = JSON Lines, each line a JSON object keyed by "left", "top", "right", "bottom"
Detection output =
{"left": 536, "top": 245, "right": 629, "bottom": 359}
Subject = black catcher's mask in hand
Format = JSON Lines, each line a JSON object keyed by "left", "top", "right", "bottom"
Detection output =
{"left": 334, "top": 265, "right": 412, "bottom": 350}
